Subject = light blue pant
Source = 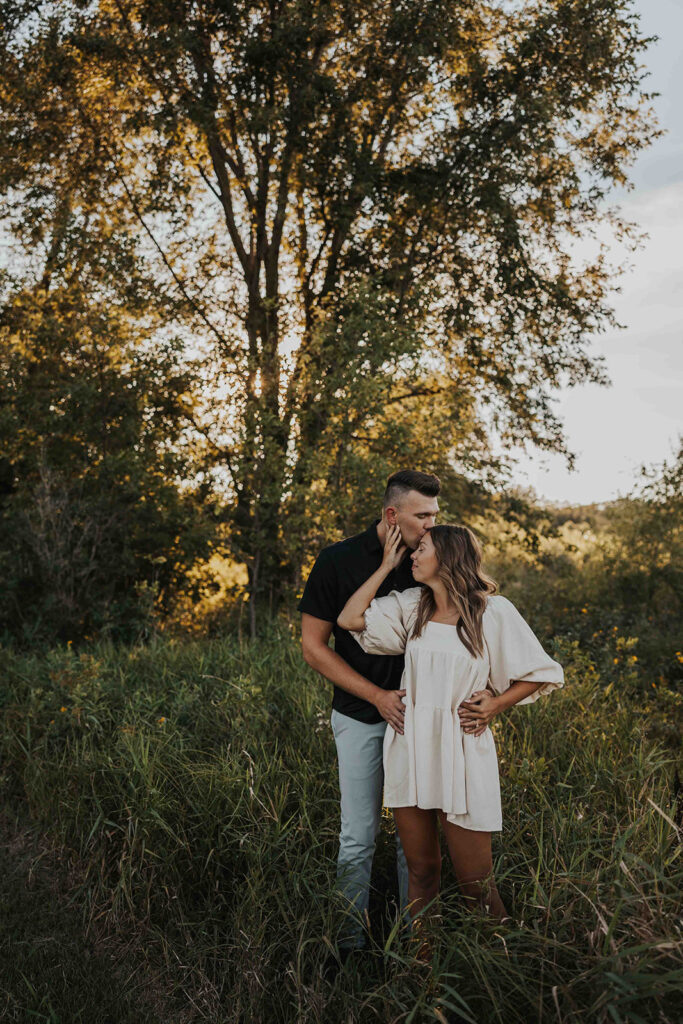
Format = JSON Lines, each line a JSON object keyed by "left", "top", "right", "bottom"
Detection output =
{"left": 331, "top": 708, "right": 410, "bottom": 949}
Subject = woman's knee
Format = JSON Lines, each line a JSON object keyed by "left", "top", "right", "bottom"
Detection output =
{"left": 407, "top": 855, "right": 441, "bottom": 890}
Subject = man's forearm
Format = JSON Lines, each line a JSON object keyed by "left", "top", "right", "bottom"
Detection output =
{"left": 305, "top": 643, "right": 381, "bottom": 706}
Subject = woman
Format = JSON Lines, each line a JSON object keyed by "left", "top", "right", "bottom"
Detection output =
{"left": 337, "top": 523, "right": 564, "bottom": 938}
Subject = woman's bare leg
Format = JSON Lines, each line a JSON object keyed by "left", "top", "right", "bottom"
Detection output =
{"left": 437, "top": 812, "right": 508, "bottom": 920}
{"left": 392, "top": 806, "right": 442, "bottom": 920}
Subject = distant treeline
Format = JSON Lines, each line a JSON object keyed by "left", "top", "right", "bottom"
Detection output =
{"left": 1, "top": 361, "right": 681, "bottom": 701}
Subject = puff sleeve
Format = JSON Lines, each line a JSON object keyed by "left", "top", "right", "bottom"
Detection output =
{"left": 348, "top": 587, "right": 422, "bottom": 656}
{"left": 483, "top": 595, "right": 564, "bottom": 705}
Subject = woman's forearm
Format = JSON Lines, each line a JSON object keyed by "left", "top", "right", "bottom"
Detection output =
{"left": 493, "top": 679, "right": 544, "bottom": 712}
{"left": 337, "top": 564, "right": 392, "bottom": 631}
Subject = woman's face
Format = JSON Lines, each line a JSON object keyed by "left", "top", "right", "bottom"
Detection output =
{"left": 410, "top": 530, "right": 439, "bottom": 584}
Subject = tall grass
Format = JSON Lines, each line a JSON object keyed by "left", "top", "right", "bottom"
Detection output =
{"left": 1, "top": 629, "right": 681, "bottom": 1023}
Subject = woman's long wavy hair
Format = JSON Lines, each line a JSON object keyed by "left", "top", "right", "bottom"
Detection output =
{"left": 412, "top": 525, "right": 497, "bottom": 657}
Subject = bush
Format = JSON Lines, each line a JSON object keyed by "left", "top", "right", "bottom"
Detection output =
{"left": 0, "top": 289, "right": 218, "bottom": 645}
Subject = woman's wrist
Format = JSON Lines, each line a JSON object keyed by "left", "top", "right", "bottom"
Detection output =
{"left": 490, "top": 693, "right": 507, "bottom": 715}
{"left": 364, "top": 565, "right": 391, "bottom": 603}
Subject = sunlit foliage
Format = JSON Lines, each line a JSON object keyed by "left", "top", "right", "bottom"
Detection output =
{"left": 0, "top": 0, "right": 659, "bottom": 625}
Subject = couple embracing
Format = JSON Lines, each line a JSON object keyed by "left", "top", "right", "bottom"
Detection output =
{"left": 299, "top": 470, "right": 564, "bottom": 968}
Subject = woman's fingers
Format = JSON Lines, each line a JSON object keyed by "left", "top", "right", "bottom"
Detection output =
{"left": 383, "top": 524, "right": 406, "bottom": 566}
{"left": 460, "top": 712, "right": 488, "bottom": 732}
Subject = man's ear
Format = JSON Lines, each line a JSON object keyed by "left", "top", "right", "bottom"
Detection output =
{"left": 385, "top": 506, "right": 397, "bottom": 525}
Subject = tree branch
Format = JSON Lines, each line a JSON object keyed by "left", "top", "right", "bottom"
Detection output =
{"left": 75, "top": 101, "right": 237, "bottom": 356}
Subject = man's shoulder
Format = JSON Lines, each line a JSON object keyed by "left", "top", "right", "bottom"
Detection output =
{"left": 316, "top": 528, "right": 372, "bottom": 563}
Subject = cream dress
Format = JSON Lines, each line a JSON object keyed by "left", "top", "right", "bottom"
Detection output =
{"left": 350, "top": 588, "right": 564, "bottom": 832}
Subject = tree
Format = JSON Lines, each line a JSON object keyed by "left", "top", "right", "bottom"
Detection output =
{"left": 0, "top": 0, "right": 659, "bottom": 629}
{"left": 605, "top": 440, "right": 683, "bottom": 605}
{"left": 0, "top": 279, "right": 217, "bottom": 642}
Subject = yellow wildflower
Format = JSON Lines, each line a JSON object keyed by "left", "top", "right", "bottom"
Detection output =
{"left": 60, "top": 706, "right": 67, "bottom": 712}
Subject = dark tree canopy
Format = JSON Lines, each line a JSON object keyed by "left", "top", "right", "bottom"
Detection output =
{"left": 0, "top": 0, "right": 658, "bottom": 629}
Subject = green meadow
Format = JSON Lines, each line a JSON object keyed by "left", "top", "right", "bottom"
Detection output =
{"left": 1, "top": 626, "right": 681, "bottom": 1024}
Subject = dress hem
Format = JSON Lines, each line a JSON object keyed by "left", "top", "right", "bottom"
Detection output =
{"left": 384, "top": 801, "right": 502, "bottom": 832}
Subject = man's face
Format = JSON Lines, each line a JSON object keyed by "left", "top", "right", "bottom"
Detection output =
{"left": 386, "top": 490, "right": 439, "bottom": 550}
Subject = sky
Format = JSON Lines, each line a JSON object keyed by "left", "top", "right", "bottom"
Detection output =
{"left": 514, "top": 0, "right": 683, "bottom": 505}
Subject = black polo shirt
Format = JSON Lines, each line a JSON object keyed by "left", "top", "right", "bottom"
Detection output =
{"left": 298, "top": 519, "right": 418, "bottom": 724}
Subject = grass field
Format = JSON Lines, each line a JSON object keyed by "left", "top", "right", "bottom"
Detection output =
{"left": 1, "top": 628, "right": 681, "bottom": 1023}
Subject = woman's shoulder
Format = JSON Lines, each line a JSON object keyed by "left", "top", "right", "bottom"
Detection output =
{"left": 382, "top": 586, "right": 422, "bottom": 623}
{"left": 482, "top": 593, "right": 518, "bottom": 621}
{"left": 394, "top": 586, "right": 423, "bottom": 610}
{"left": 483, "top": 594, "right": 539, "bottom": 641}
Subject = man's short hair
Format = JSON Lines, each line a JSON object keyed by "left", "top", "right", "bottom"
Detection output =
{"left": 383, "top": 469, "right": 441, "bottom": 509}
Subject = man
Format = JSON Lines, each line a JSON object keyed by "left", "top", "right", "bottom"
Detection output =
{"left": 299, "top": 469, "right": 441, "bottom": 963}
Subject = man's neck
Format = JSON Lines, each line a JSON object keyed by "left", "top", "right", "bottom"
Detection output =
{"left": 376, "top": 517, "right": 387, "bottom": 546}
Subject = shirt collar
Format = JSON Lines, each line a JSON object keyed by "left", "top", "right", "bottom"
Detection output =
{"left": 363, "top": 518, "right": 383, "bottom": 554}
